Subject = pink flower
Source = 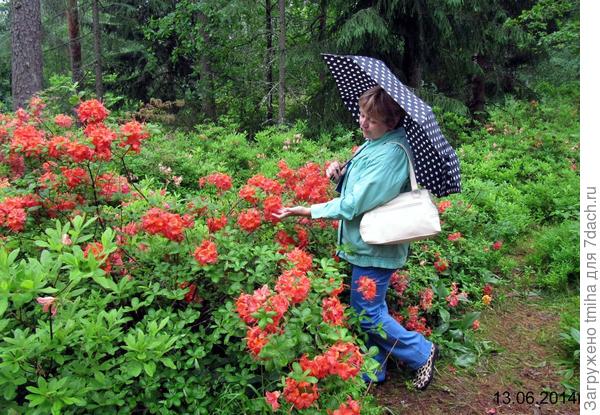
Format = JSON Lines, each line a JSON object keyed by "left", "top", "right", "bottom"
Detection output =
{"left": 61, "top": 234, "right": 72, "bottom": 245}
{"left": 492, "top": 240, "right": 503, "bottom": 250}
{"left": 265, "top": 391, "right": 281, "bottom": 411}
{"left": 472, "top": 320, "right": 480, "bottom": 330}
{"left": 36, "top": 297, "right": 58, "bottom": 316}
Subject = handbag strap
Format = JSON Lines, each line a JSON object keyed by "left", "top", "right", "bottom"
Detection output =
{"left": 390, "top": 142, "right": 419, "bottom": 192}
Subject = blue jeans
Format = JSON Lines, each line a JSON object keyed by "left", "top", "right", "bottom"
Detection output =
{"left": 351, "top": 265, "right": 432, "bottom": 382}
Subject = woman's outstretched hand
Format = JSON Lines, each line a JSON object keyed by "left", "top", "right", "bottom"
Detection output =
{"left": 273, "top": 206, "right": 311, "bottom": 220}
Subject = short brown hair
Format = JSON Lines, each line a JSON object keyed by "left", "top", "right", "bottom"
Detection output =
{"left": 358, "top": 86, "right": 406, "bottom": 129}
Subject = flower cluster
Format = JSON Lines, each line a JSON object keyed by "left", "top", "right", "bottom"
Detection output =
{"left": 206, "top": 215, "right": 227, "bottom": 233}
{"left": 76, "top": 99, "right": 109, "bottom": 124}
{"left": 390, "top": 270, "right": 409, "bottom": 297}
{"left": 141, "top": 208, "right": 194, "bottom": 242}
{"left": 321, "top": 296, "right": 346, "bottom": 326}
{"left": 119, "top": 121, "right": 150, "bottom": 153}
{"left": 194, "top": 240, "right": 218, "bottom": 266}
{"left": 419, "top": 287, "right": 434, "bottom": 311}
{"left": 298, "top": 342, "right": 364, "bottom": 381}
{"left": 237, "top": 208, "right": 262, "bottom": 232}
{"left": 277, "top": 160, "right": 330, "bottom": 204}
{"left": 356, "top": 275, "right": 376, "bottom": 301}
{"left": 275, "top": 268, "right": 311, "bottom": 305}
{"left": 330, "top": 397, "right": 361, "bottom": 415}
{"left": 0, "top": 194, "right": 40, "bottom": 232}
{"left": 446, "top": 282, "right": 468, "bottom": 307}
{"left": 198, "top": 172, "right": 233, "bottom": 192}
{"left": 282, "top": 378, "right": 319, "bottom": 410}
{"left": 404, "top": 305, "right": 432, "bottom": 336}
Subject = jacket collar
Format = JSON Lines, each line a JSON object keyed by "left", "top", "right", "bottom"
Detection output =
{"left": 365, "top": 127, "right": 405, "bottom": 147}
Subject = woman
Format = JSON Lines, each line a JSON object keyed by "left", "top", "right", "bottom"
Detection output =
{"left": 274, "top": 86, "right": 439, "bottom": 390}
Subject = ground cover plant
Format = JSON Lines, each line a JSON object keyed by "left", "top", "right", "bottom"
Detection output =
{"left": 0, "top": 82, "right": 579, "bottom": 414}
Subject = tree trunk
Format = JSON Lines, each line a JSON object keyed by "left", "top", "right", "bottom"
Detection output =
{"left": 67, "top": 0, "right": 83, "bottom": 87}
{"left": 316, "top": 0, "right": 328, "bottom": 116}
{"left": 10, "top": 0, "right": 43, "bottom": 110}
{"left": 400, "top": 1, "right": 424, "bottom": 89}
{"left": 265, "top": 0, "right": 274, "bottom": 124}
{"left": 92, "top": 0, "right": 103, "bottom": 100}
{"left": 277, "top": 0, "right": 286, "bottom": 125}
{"left": 196, "top": 10, "right": 217, "bottom": 120}
{"left": 469, "top": 54, "right": 491, "bottom": 119}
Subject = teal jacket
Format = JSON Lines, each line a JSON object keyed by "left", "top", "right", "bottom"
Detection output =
{"left": 311, "top": 128, "right": 412, "bottom": 269}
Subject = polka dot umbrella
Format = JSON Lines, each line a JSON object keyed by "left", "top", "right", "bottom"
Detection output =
{"left": 322, "top": 53, "right": 462, "bottom": 197}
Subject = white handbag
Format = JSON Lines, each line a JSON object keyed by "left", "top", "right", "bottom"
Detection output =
{"left": 359, "top": 143, "right": 441, "bottom": 245}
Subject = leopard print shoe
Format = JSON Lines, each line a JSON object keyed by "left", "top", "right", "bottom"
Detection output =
{"left": 413, "top": 344, "right": 439, "bottom": 391}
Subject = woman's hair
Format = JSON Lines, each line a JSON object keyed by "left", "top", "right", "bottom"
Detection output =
{"left": 358, "top": 86, "right": 407, "bottom": 129}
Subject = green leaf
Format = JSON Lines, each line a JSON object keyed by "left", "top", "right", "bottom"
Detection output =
{"left": 0, "top": 296, "right": 8, "bottom": 318}
{"left": 125, "top": 361, "right": 142, "bottom": 378}
{"left": 454, "top": 352, "right": 477, "bottom": 367}
{"left": 161, "top": 357, "right": 176, "bottom": 369}
{"left": 92, "top": 275, "right": 119, "bottom": 292}
{"left": 144, "top": 361, "right": 157, "bottom": 377}
{"left": 439, "top": 308, "right": 450, "bottom": 323}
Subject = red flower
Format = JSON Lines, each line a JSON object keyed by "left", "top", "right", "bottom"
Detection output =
{"left": 199, "top": 172, "right": 232, "bottom": 192}
{"left": 180, "top": 282, "right": 202, "bottom": 304}
{"left": 330, "top": 397, "right": 361, "bottom": 415}
{"left": 472, "top": 320, "right": 480, "bottom": 330}
{"left": 247, "top": 174, "right": 283, "bottom": 195}
{"left": 448, "top": 232, "right": 462, "bottom": 241}
{"left": 10, "top": 125, "right": 46, "bottom": 156}
{"left": 492, "top": 240, "right": 503, "bottom": 250}
{"left": 60, "top": 167, "right": 88, "bottom": 188}
{"left": 235, "top": 285, "right": 271, "bottom": 325}
{"left": 246, "top": 326, "right": 271, "bottom": 357}
{"left": 433, "top": 258, "right": 449, "bottom": 273}
{"left": 285, "top": 248, "right": 313, "bottom": 273}
{"left": 390, "top": 271, "right": 409, "bottom": 296}
{"left": 194, "top": 240, "right": 218, "bottom": 266}
{"left": 446, "top": 282, "right": 468, "bottom": 307}
{"left": 265, "top": 391, "right": 281, "bottom": 411}
{"left": 96, "top": 173, "right": 130, "bottom": 198}
{"left": 141, "top": 208, "right": 194, "bottom": 242}
{"left": 263, "top": 195, "right": 282, "bottom": 223}
{"left": 238, "top": 208, "right": 261, "bottom": 232}
{"left": 321, "top": 296, "right": 346, "bottom": 326}
{"left": 282, "top": 378, "right": 319, "bottom": 410}
{"left": 85, "top": 123, "right": 116, "bottom": 161}
{"left": 239, "top": 185, "right": 258, "bottom": 204}
{"left": 483, "top": 284, "right": 493, "bottom": 296}
{"left": 65, "top": 141, "right": 94, "bottom": 163}
{"left": 419, "top": 288, "right": 434, "bottom": 311}
{"left": 275, "top": 268, "right": 311, "bottom": 304}
{"left": 207, "top": 215, "right": 228, "bottom": 233}
{"left": 357, "top": 276, "right": 376, "bottom": 301}
{"left": 437, "top": 200, "right": 452, "bottom": 214}
{"left": 76, "top": 99, "right": 109, "bottom": 124}
{"left": 54, "top": 114, "right": 73, "bottom": 128}
{"left": 119, "top": 120, "right": 149, "bottom": 153}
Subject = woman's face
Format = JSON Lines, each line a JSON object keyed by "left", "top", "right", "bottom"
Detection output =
{"left": 359, "top": 109, "right": 390, "bottom": 140}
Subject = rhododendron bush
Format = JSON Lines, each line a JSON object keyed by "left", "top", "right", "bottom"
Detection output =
{"left": 0, "top": 98, "right": 500, "bottom": 414}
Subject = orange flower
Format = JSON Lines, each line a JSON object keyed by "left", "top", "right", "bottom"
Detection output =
{"left": 194, "top": 240, "right": 218, "bottom": 266}
{"left": 482, "top": 294, "right": 493, "bottom": 305}
{"left": 282, "top": 378, "right": 319, "bottom": 409}
{"left": 357, "top": 276, "right": 376, "bottom": 301}
{"left": 76, "top": 99, "right": 109, "bottom": 124}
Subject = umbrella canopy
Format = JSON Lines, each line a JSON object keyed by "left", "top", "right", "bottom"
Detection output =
{"left": 322, "top": 53, "right": 461, "bottom": 197}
